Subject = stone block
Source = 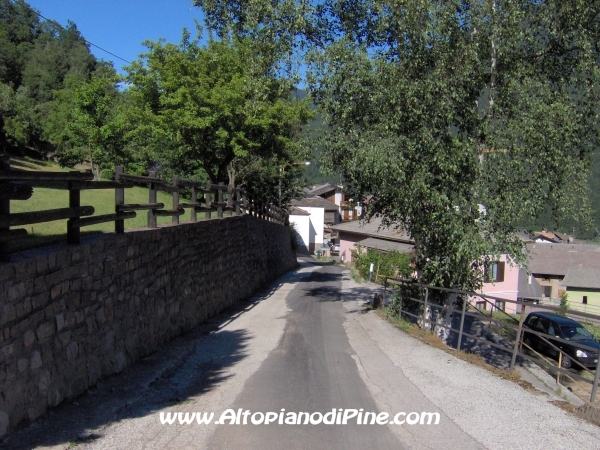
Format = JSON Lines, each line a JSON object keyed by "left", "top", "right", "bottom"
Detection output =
{"left": 29, "top": 309, "right": 45, "bottom": 327}
{"left": 17, "top": 358, "right": 28, "bottom": 373}
{"left": 47, "top": 253, "right": 56, "bottom": 269}
{"left": 50, "top": 284, "right": 62, "bottom": 300}
{"left": 55, "top": 313, "right": 65, "bottom": 332}
{"left": 23, "top": 330, "right": 35, "bottom": 347}
{"left": 36, "top": 321, "right": 55, "bottom": 341}
{"left": 30, "top": 351, "right": 42, "bottom": 370}
{"left": 0, "top": 265, "right": 15, "bottom": 283}
{"left": 95, "top": 308, "right": 105, "bottom": 324}
{"left": 7, "top": 282, "right": 26, "bottom": 302}
{"left": 12, "top": 259, "right": 36, "bottom": 281}
{"left": 36, "top": 254, "right": 49, "bottom": 273}
{"left": 31, "top": 292, "right": 49, "bottom": 310}
{"left": 45, "top": 301, "right": 61, "bottom": 320}
{"left": 55, "top": 250, "right": 70, "bottom": 268}
{"left": 58, "top": 331, "right": 71, "bottom": 347}
{"left": 66, "top": 342, "right": 78, "bottom": 363}
{"left": 27, "top": 402, "right": 47, "bottom": 422}
{"left": 47, "top": 387, "right": 62, "bottom": 407}
{"left": 0, "top": 304, "right": 16, "bottom": 327}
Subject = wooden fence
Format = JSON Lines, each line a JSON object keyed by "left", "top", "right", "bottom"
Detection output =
{"left": 0, "top": 158, "right": 288, "bottom": 262}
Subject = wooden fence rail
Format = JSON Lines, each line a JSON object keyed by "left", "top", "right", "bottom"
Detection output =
{"left": 0, "top": 160, "right": 289, "bottom": 262}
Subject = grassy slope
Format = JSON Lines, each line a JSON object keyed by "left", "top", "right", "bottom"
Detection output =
{"left": 8, "top": 158, "right": 186, "bottom": 252}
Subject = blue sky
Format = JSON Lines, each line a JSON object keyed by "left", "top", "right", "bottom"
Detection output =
{"left": 26, "top": 0, "right": 205, "bottom": 73}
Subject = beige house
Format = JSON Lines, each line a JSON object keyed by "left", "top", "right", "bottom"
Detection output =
{"left": 527, "top": 242, "right": 600, "bottom": 299}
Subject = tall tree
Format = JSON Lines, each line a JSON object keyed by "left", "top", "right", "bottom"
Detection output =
{"left": 0, "top": 0, "right": 97, "bottom": 156}
{"left": 195, "top": 0, "right": 600, "bottom": 294}
{"left": 124, "top": 29, "right": 313, "bottom": 192}
{"left": 48, "top": 64, "right": 124, "bottom": 179}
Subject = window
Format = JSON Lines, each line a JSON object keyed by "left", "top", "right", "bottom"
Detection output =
{"left": 583, "top": 296, "right": 588, "bottom": 304}
{"left": 476, "top": 301, "right": 486, "bottom": 310}
{"left": 484, "top": 261, "right": 505, "bottom": 283}
{"left": 495, "top": 301, "right": 505, "bottom": 312}
{"left": 543, "top": 286, "right": 552, "bottom": 298}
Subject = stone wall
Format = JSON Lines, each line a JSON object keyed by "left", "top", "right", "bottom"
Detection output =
{"left": 0, "top": 216, "right": 296, "bottom": 437}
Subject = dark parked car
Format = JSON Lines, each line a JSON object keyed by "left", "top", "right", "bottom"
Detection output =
{"left": 522, "top": 312, "right": 600, "bottom": 369}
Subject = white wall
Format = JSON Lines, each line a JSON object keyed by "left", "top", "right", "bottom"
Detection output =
{"left": 334, "top": 189, "right": 343, "bottom": 206}
{"left": 289, "top": 214, "right": 311, "bottom": 253}
{"left": 297, "top": 206, "right": 324, "bottom": 253}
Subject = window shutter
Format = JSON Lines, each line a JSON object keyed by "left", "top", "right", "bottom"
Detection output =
{"left": 497, "top": 262, "right": 505, "bottom": 282}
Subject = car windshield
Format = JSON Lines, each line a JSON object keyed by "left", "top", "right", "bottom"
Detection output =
{"left": 560, "top": 325, "right": 594, "bottom": 341}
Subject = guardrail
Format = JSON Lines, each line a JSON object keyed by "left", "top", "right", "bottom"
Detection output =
{"left": 382, "top": 276, "right": 600, "bottom": 403}
{"left": 0, "top": 158, "right": 288, "bottom": 262}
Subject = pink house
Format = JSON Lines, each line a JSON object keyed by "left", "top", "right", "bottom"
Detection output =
{"left": 476, "top": 255, "right": 520, "bottom": 314}
{"left": 475, "top": 256, "right": 544, "bottom": 315}
{"left": 330, "top": 217, "right": 413, "bottom": 264}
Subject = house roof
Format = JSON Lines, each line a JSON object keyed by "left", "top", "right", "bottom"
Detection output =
{"left": 533, "top": 230, "right": 573, "bottom": 243}
{"left": 309, "top": 183, "right": 339, "bottom": 197}
{"left": 331, "top": 216, "right": 413, "bottom": 243}
{"left": 291, "top": 197, "right": 339, "bottom": 211}
{"left": 561, "top": 268, "right": 600, "bottom": 290}
{"left": 518, "top": 270, "right": 544, "bottom": 299}
{"left": 516, "top": 231, "right": 535, "bottom": 243}
{"left": 356, "top": 237, "right": 414, "bottom": 254}
{"left": 289, "top": 206, "right": 310, "bottom": 216}
{"left": 527, "top": 242, "right": 600, "bottom": 276}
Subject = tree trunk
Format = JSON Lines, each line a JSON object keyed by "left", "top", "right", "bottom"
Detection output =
{"left": 434, "top": 292, "right": 459, "bottom": 344}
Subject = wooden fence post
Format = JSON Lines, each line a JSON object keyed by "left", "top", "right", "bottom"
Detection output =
{"left": 204, "top": 180, "right": 212, "bottom": 219}
{"left": 115, "top": 165, "right": 125, "bottom": 233}
{"left": 148, "top": 171, "right": 157, "bottom": 228}
{"left": 217, "top": 182, "right": 224, "bottom": 218}
{"left": 190, "top": 182, "right": 197, "bottom": 222}
{"left": 67, "top": 181, "right": 81, "bottom": 244}
{"left": 0, "top": 156, "right": 10, "bottom": 262}
{"left": 227, "top": 184, "right": 234, "bottom": 217}
{"left": 235, "top": 187, "right": 241, "bottom": 216}
{"left": 172, "top": 175, "right": 180, "bottom": 225}
{"left": 510, "top": 304, "right": 527, "bottom": 370}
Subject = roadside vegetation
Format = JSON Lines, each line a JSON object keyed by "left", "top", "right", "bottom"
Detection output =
{"left": 351, "top": 246, "right": 412, "bottom": 282}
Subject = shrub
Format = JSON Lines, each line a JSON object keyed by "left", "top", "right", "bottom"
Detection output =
{"left": 351, "top": 245, "right": 412, "bottom": 282}
{"left": 558, "top": 292, "right": 569, "bottom": 316}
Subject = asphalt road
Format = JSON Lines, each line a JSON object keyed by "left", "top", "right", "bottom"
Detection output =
{"left": 3, "top": 258, "right": 599, "bottom": 450}
{"left": 208, "top": 264, "right": 400, "bottom": 449}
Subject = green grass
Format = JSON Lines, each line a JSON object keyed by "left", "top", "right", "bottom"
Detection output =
{"left": 582, "top": 321, "right": 600, "bottom": 341}
{"left": 489, "top": 310, "right": 520, "bottom": 324}
{"left": 10, "top": 156, "right": 70, "bottom": 172}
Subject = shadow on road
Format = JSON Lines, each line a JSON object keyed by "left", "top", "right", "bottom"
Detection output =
{"left": 2, "top": 273, "right": 299, "bottom": 450}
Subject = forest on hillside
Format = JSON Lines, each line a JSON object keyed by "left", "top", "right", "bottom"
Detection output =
{"left": 0, "top": 0, "right": 316, "bottom": 207}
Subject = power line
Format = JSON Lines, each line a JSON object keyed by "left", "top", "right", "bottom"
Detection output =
{"left": 16, "top": 1, "right": 132, "bottom": 64}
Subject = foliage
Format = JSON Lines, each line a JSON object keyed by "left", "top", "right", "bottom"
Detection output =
{"left": 351, "top": 244, "right": 412, "bottom": 282}
{"left": 559, "top": 291, "right": 569, "bottom": 316}
{"left": 194, "top": 1, "right": 600, "bottom": 292}
{"left": 0, "top": 0, "right": 97, "bottom": 156}
{"left": 124, "top": 30, "right": 314, "bottom": 194}
{"left": 50, "top": 65, "right": 126, "bottom": 179}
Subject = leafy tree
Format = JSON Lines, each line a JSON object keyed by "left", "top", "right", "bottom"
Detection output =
{"left": 124, "top": 30, "right": 314, "bottom": 191}
{"left": 0, "top": 0, "right": 97, "bottom": 156}
{"left": 48, "top": 65, "right": 125, "bottom": 179}
{"left": 195, "top": 0, "right": 600, "bottom": 295}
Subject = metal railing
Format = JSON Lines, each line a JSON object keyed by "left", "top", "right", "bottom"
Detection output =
{"left": 383, "top": 276, "right": 600, "bottom": 403}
